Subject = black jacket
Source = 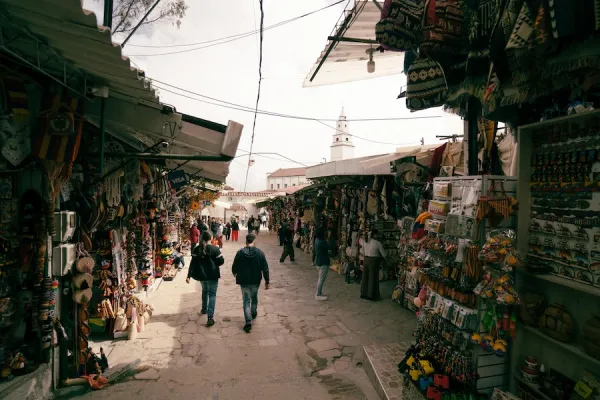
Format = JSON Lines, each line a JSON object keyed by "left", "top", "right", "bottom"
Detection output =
{"left": 231, "top": 246, "right": 269, "bottom": 286}
{"left": 210, "top": 221, "right": 219, "bottom": 234}
{"left": 188, "top": 244, "right": 224, "bottom": 281}
{"left": 199, "top": 222, "right": 209, "bottom": 233}
{"left": 282, "top": 227, "right": 294, "bottom": 245}
{"left": 314, "top": 238, "right": 330, "bottom": 266}
{"left": 232, "top": 221, "right": 240, "bottom": 231}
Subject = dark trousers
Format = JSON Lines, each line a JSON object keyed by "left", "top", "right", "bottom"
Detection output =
{"left": 280, "top": 243, "right": 295, "bottom": 262}
{"left": 361, "top": 256, "right": 381, "bottom": 300}
{"left": 225, "top": 231, "right": 231, "bottom": 241}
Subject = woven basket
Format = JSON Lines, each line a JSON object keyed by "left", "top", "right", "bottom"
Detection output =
{"left": 538, "top": 304, "right": 574, "bottom": 343}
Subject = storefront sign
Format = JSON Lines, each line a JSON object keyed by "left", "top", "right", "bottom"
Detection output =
{"left": 167, "top": 170, "right": 189, "bottom": 191}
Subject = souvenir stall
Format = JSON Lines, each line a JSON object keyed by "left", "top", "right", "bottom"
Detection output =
{"left": 0, "top": 59, "right": 81, "bottom": 384}
{"left": 397, "top": 175, "right": 521, "bottom": 399}
{"left": 512, "top": 110, "right": 600, "bottom": 398}
{"left": 375, "top": 0, "right": 600, "bottom": 396}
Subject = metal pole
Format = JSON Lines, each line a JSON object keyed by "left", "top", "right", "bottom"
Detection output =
{"left": 99, "top": 98, "right": 107, "bottom": 175}
{"left": 100, "top": 0, "right": 113, "bottom": 176}
{"left": 121, "top": 0, "right": 162, "bottom": 47}
{"left": 467, "top": 97, "right": 480, "bottom": 175}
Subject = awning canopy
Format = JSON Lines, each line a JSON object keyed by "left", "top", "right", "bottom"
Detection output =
{"left": 164, "top": 114, "right": 243, "bottom": 183}
{"left": 0, "top": 0, "right": 159, "bottom": 104}
{"left": 0, "top": 0, "right": 182, "bottom": 151}
{"left": 306, "top": 154, "right": 388, "bottom": 178}
{"left": 303, "top": 1, "right": 404, "bottom": 88}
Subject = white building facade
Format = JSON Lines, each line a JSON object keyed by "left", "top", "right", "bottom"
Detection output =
{"left": 266, "top": 167, "right": 307, "bottom": 190}
{"left": 330, "top": 107, "right": 355, "bottom": 162}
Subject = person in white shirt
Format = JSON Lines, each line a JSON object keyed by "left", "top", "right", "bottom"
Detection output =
{"left": 358, "top": 229, "right": 386, "bottom": 301}
{"left": 216, "top": 222, "right": 224, "bottom": 248}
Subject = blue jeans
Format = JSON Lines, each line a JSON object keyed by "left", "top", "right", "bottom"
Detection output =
{"left": 241, "top": 285, "right": 259, "bottom": 323}
{"left": 316, "top": 265, "right": 329, "bottom": 296}
{"left": 201, "top": 280, "right": 218, "bottom": 318}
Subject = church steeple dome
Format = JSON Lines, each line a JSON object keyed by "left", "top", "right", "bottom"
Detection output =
{"left": 330, "top": 107, "right": 354, "bottom": 162}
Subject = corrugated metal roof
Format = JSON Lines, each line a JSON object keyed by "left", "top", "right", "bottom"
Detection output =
{"left": 303, "top": 1, "right": 404, "bottom": 88}
{"left": 0, "top": 0, "right": 158, "bottom": 103}
{"left": 267, "top": 167, "right": 307, "bottom": 178}
{"left": 165, "top": 116, "right": 243, "bottom": 183}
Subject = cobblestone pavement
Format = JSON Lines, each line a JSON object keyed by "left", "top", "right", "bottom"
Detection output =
{"left": 79, "top": 233, "right": 416, "bottom": 400}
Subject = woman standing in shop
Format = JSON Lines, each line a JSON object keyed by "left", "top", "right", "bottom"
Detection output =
{"left": 358, "top": 229, "right": 387, "bottom": 301}
{"left": 187, "top": 231, "right": 224, "bottom": 327}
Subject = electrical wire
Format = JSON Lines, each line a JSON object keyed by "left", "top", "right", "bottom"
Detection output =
{"left": 124, "top": 0, "right": 345, "bottom": 56}
{"left": 244, "top": 0, "right": 264, "bottom": 192}
{"left": 150, "top": 82, "right": 444, "bottom": 122}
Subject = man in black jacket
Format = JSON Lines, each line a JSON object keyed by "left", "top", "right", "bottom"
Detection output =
{"left": 186, "top": 231, "right": 224, "bottom": 327}
{"left": 231, "top": 233, "right": 270, "bottom": 333}
{"left": 279, "top": 218, "right": 296, "bottom": 264}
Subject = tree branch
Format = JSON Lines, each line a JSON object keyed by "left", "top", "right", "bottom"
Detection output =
{"left": 112, "top": 0, "right": 136, "bottom": 33}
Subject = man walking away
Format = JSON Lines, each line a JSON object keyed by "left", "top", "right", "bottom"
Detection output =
{"left": 231, "top": 233, "right": 270, "bottom": 333}
{"left": 247, "top": 215, "right": 254, "bottom": 234}
{"left": 199, "top": 219, "right": 209, "bottom": 234}
{"left": 186, "top": 231, "right": 224, "bottom": 327}
{"left": 225, "top": 221, "right": 232, "bottom": 241}
{"left": 190, "top": 223, "right": 200, "bottom": 251}
{"left": 254, "top": 217, "right": 261, "bottom": 234}
{"left": 210, "top": 218, "right": 218, "bottom": 238}
{"left": 279, "top": 218, "right": 296, "bottom": 264}
{"left": 231, "top": 219, "right": 240, "bottom": 241}
{"left": 314, "top": 228, "right": 330, "bottom": 301}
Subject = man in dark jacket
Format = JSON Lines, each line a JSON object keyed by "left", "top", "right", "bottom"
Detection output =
{"left": 186, "top": 231, "right": 224, "bottom": 327}
{"left": 279, "top": 218, "right": 295, "bottom": 264}
{"left": 231, "top": 233, "right": 270, "bottom": 333}
{"left": 210, "top": 218, "right": 219, "bottom": 237}
{"left": 198, "top": 219, "right": 209, "bottom": 234}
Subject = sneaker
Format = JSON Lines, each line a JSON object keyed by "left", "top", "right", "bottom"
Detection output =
{"left": 199, "top": 310, "right": 207, "bottom": 316}
{"left": 243, "top": 323, "right": 252, "bottom": 333}
{"left": 251, "top": 312, "right": 257, "bottom": 320}
{"left": 315, "top": 295, "right": 328, "bottom": 301}
{"left": 206, "top": 318, "right": 215, "bottom": 327}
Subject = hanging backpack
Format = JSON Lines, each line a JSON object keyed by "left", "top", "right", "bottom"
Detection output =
{"left": 376, "top": 0, "right": 425, "bottom": 52}
{"left": 420, "top": 0, "right": 468, "bottom": 62}
{"left": 406, "top": 56, "right": 448, "bottom": 110}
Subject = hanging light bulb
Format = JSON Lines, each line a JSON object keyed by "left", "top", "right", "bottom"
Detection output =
{"left": 366, "top": 47, "right": 375, "bottom": 74}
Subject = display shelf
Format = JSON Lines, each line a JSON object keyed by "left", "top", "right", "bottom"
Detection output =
{"left": 522, "top": 326, "right": 600, "bottom": 368}
{"left": 518, "top": 269, "right": 600, "bottom": 297}
{"left": 514, "top": 375, "right": 553, "bottom": 400}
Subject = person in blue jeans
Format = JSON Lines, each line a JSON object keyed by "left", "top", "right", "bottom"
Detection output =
{"left": 314, "top": 228, "right": 330, "bottom": 301}
{"left": 186, "top": 231, "right": 224, "bottom": 327}
{"left": 231, "top": 233, "right": 270, "bottom": 333}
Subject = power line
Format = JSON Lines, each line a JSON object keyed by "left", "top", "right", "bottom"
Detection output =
{"left": 314, "top": 120, "right": 422, "bottom": 146}
{"left": 244, "top": 0, "right": 265, "bottom": 192}
{"left": 151, "top": 82, "right": 445, "bottom": 123}
{"left": 123, "top": 0, "right": 345, "bottom": 56}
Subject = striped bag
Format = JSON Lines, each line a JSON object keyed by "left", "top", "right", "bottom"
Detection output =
{"left": 33, "top": 88, "right": 83, "bottom": 163}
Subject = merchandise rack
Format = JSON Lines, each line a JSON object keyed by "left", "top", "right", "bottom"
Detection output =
{"left": 514, "top": 110, "right": 600, "bottom": 392}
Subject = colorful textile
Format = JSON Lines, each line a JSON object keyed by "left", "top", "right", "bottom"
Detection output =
{"left": 376, "top": 0, "right": 424, "bottom": 51}
{"left": 406, "top": 57, "right": 448, "bottom": 110}
{"left": 33, "top": 89, "right": 83, "bottom": 162}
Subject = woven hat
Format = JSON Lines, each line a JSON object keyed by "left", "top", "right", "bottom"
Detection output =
{"left": 406, "top": 57, "right": 448, "bottom": 111}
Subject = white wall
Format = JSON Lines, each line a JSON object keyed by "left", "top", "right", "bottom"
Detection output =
{"left": 267, "top": 175, "right": 307, "bottom": 190}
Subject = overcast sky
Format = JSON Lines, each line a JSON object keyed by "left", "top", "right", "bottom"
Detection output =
{"left": 84, "top": 0, "right": 463, "bottom": 191}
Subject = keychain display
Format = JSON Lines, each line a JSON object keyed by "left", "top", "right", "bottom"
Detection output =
{"left": 527, "top": 122, "right": 600, "bottom": 287}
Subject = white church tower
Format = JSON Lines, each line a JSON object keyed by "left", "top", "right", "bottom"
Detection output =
{"left": 330, "top": 107, "right": 355, "bottom": 162}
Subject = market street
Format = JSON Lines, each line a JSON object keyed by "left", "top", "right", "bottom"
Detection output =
{"left": 77, "top": 233, "right": 416, "bottom": 400}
